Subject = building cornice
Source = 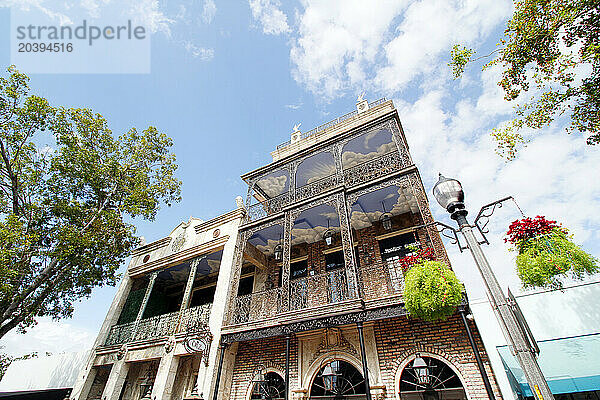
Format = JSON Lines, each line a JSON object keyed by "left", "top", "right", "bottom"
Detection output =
{"left": 194, "top": 208, "right": 245, "bottom": 234}
{"left": 128, "top": 235, "right": 229, "bottom": 277}
{"left": 131, "top": 237, "right": 172, "bottom": 257}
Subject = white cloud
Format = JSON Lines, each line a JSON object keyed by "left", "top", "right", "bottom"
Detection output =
{"left": 182, "top": 41, "right": 215, "bottom": 60}
{"left": 202, "top": 0, "right": 216, "bottom": 24}
{"left": 257, "top": 174, "right": 288, "bottom": 197}
{"left": 289, "top": 0, "right": 512, "bottom": 99}
{"left": 249, "top": 0, "right": 290, "bottom": 35}
{"left": 0, "top": 318, "right": 95, "bottom": 358}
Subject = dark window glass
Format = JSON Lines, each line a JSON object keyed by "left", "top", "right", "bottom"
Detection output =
{"left": 378, "top": 232, "right": 418, "bottom": 260}
{"left": 237, "top": 276, "right": 254, "bottom": 296}
{"left": 354, "top": 247, "right": 361, "bottom": 268}
{"left": 189, "top": 285, "right": 216, "bottom": 307}
{"left": 290, "top": 260, "right": 308, "bottom": 279}
{"left": 277, "top": 265, "right": 283, "bottom": 287}
{"left": 325, "top": 250, "right": 345, "bottom": 271}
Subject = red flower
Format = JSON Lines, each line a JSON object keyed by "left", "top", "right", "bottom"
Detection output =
{"left": 398, "top": 247, "right": 436, "bottom": 272}
{"left": 505, "top": 215, "right": 566, "bottom": 245}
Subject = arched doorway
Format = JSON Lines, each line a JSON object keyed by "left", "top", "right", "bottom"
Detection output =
{"left": 310, "top": 360, "right": 367, "bottom": 399}
{"left": 398, "top": 355, "right": 467, "bottom": 400}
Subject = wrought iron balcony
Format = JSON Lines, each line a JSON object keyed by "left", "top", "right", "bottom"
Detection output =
{"left": 104, "top": 303, "right": 212, "bottom": 346}
{"left": 358, "top": 261, "right": 405, "bottom": 302}
{"left": 246, "top": 192, "right": 291, "bottom": 222}
{"left": 343, "top": 151, "right": 404, "bottom": 188}
{"left": 245, "top": 151, "right": 408, "bottom": 224}
{"left": 289, "top": 268, "right": 349, "bottom": 310}
{"left": 295, "top": 173, "right": 341, "bottom": 202}
{"left": 231, "top": 287, "right": 284, "bottom": 325}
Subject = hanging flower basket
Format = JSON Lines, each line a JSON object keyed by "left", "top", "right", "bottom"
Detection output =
{"left": 403, "top": 260, "right": 463, "bottom": 321}
{"left": 397, "top": 247, "right": 436, "bottom": 273}
{"left": 506, "top": 216, "right": 598, "bottom": 289}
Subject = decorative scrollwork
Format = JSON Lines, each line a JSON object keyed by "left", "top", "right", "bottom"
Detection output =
{"left": 343, "top": 151, "right": 404, "bottom": 187}
{"left": 473, "top": 196, "right": 515, "bottom": 245}
{"left": 295, "top": 174, "right": 341, "bottom": 202}
{"left": 247, "top": 192, "right": 291, "bottom": 222}
{"left": 231, "top": 287, "right": 283, "bottom": 324}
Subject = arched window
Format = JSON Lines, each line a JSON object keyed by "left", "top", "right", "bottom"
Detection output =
{"left": 310, "top": 360, "right": 366, "bottom": 399}
{"left": 251, "top": 371, "right": 285, "bottom": 400}
{"left": 399, "top": 355, "right": 466, "bottom": 400}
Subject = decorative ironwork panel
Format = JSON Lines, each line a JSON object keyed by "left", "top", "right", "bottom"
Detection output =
{"left": 343, "top": 151, "right": 403, "bottom": 187}
{"left": 289, "top": 269, "right": 349, "bottom": 310}
{"left": 177, "top": 304, "right": 212, "bottom": 334}
{"left": 105, "top": 321, "right": 135, "bottom": 346}
{"left": 231, "top": 287, "right": 283, "bottom": 324}
{"left": 295, "top": 174, "right": 340, "bottom": 202}
{"left": 133, "top": 311, "right": 180, "bottom": 342}
{"left": 358, "top": 261, "right": 404, "bottom": 301}
{"left": 246, "top": 192, "right": 291, "bottom": 222}
{"left": 224, "top": 230, "right": 250, "bottom": 325}
{"left": 407, "top": 173, "right": 451, "bottom": 266}
{"left": 335, "top": 191, "right": 359, "bottom": 298}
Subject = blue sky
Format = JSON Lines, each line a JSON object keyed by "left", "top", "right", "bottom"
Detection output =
{"left": 0, "top": 0, "right": 599, "bottom": 357}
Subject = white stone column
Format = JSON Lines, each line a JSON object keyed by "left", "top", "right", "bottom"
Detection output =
{"left": 71, "top": 274, "right": 133, "bottom": 400}
{"left": 101, "top": 359, "right": 129, "bottom": 400}
{"left": 196, "top": 218, "right": 242, "bottom": 398}
{"left": 151, "top": 352, "right": 180, "bottom": 400}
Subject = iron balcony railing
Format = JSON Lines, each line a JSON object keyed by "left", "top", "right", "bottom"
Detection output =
{"left": 275, "top": 98, "right": 387, "bottom": 150}
{"left": 357, "top": 260, "right": 405, "bottom": 302}
{"left": 104, "top": 303, "right": 212, "bottom": 346}
{"left": 289, "top": 268, "right": 349, "bottom": 310}
{"left": 228, "top": 259, "right": 412, "bottom": 326}
{"left": 231, "top": 287, "right": 284, "bottom": 325}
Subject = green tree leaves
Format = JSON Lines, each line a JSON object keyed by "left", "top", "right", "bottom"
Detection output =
{"left": 451, "top": 0, "right": 600, "bottom": 159}
{"left": 0, "top": 66, "right": 182, "bottom": 338}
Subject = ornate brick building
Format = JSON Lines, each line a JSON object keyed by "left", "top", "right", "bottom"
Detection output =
{"left": 216, "top": 98, "right": 502, "bottom": 400}
{"left": 72, "top": 98, "right": 502, "bottom": 400}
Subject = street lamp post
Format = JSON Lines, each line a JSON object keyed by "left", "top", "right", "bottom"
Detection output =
{"left": 432, "top": 174, "right": 554, "bottom": 400}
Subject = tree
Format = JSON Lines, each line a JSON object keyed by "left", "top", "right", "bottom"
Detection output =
{"left": 0, "top": 66, "right": 182, "bottom": 339}
{"left": 449, "top": 0, "right": 599, "bottom": 160}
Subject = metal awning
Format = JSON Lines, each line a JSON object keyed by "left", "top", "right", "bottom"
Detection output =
{"left": 497, "top": 333, "right": 600, "bottom": 397}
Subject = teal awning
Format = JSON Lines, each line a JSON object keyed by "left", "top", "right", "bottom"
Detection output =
{"left": 497, "top": 333, "right": 600, "bottom": 397}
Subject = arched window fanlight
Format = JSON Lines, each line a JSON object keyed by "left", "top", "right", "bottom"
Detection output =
{"left": 310, "top": 360, "right": 366, "bottom": 398}
{"left": 400, "top": 355, "right": 466, "bottom": 400}
{"left": 251, "top": 371, "right": 285, "bottom": 400}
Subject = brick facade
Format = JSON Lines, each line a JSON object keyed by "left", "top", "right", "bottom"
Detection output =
{"left": 374, "top": 314, "right": 502, "bottom": 400}
{"left": 230, "top": 335, "right": 299, "bottom": 399}
{"left": 225, "top": 313, "right": 502, "bottom": 400}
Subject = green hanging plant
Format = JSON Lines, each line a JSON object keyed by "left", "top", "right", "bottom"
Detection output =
{"left": 403, "top": 260, "right": 464, "bottom": 321}
{"left": 506, "top": 216, "right": 599, "bottom": 289}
